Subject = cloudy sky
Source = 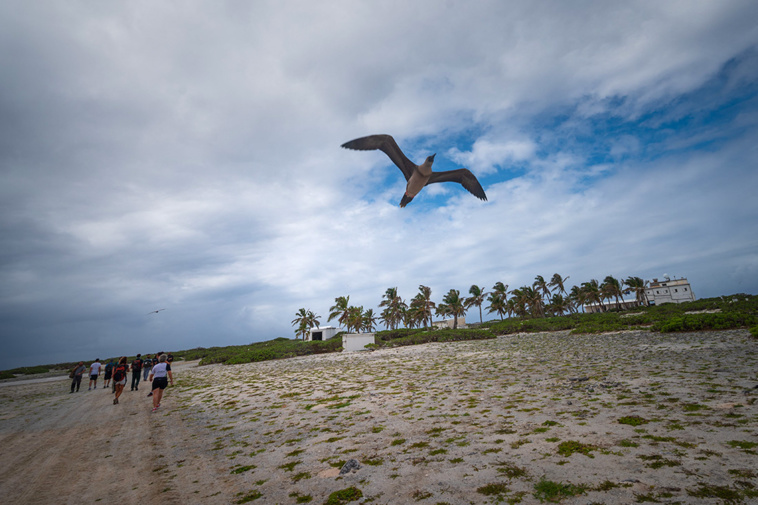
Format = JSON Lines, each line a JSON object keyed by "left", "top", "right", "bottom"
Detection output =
{"left": 1, "top": 1, "right": 757, "bottom": 369}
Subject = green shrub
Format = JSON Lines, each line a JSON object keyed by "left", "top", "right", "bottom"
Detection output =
{"left": 556, "top": 440, "right": 596, "bottom": 457}
{"left": 653, "top": 312, "right": 758, "bottom": 332}
{"left": 0, "top": 366, "right": 50, "bottom": 380}
{"left": 197, "top": 338, "right": 342, "bottom": 366}
{"left": 324, "top": 486, "right": 362, "bottom": 505}
{"left": 618, "top": 415, "right": 649, "bottom": 426}
{"left": 533, "top": 478, "right": 586, "bottom": 502}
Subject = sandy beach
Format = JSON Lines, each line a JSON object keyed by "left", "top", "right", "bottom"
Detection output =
{"left": 1, "top": 329, "right": 756, "bottom": 504}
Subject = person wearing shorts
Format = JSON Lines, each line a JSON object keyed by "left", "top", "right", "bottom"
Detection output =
{"left": 148, "top": 354, "right": 173, "bottom": 412}
{"left": 88, "top": 359, "right": 101, "bottom": 390}
{"left": 112, "top": 357, "right": 128, "bottom": 405}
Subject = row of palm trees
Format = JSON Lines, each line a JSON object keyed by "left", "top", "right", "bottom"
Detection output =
{"left": 500, "top": 274, "right": 649, "bottom": 319}
{"left": 291, "top": 274, "right": 650, "bottom": 339}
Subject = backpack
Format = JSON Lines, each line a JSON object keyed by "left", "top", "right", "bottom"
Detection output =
{"left": 132, "top": 358, "right": 142, "bottom": 371}
{"left": 113, "top": 365, "right": 126, "bottom": 382}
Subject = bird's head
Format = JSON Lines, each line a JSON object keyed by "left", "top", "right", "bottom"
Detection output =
{"left": 425, "top": 153, "right": 436, "bottom": 164}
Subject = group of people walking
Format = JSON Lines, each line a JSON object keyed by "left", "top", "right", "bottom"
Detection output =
{"left": 70, "top": 352, "right": 174, "bottom": 412}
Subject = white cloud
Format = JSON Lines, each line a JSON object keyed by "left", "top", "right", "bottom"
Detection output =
{"left": 448, "top": 138, "right": 537, "bottom": 175}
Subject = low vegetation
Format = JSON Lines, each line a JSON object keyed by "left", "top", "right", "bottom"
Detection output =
{"left": 482, "top": 294, "right": 758, "bottom": 335}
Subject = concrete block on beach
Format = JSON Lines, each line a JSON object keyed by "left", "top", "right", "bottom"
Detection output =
{"left": 342, "top": 332, "right": 375, "bottom": 352}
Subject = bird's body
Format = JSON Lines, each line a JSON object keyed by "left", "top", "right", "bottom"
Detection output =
{"left": 341, "top": 134, "right": 487, "bottom": 207}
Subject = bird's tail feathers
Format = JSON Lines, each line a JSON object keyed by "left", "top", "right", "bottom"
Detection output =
{"left": 399, "top": 194, "right": 414, "bottom": 208}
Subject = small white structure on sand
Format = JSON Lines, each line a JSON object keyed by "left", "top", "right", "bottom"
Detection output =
{"left": 307, "top": 326, "right": 339, "bottom": 342}
{"left": 342, "top": 333, "right": 375, "bottom": 352}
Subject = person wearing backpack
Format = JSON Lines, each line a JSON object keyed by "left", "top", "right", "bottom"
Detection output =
{"left": 103, "top": 359, "right": 115, "bottom": 389}
{"left": 130, "top": 354, "right": 143, "bottom": 392}
{"left": 112, "top": 357, "right": 128, "bottom": 405}
{"left": 142, "top": 355, "right": 152, "bottom": 382}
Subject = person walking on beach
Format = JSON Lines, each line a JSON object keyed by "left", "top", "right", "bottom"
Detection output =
{"left": 103, "top": 359, "right": 115, "bottom": 389}
{"left": 88, "top": 359, "right": 102, "bottom": 390}
{"left": 112, "top": 357, "right": 128, "bottom": 405}
{"left": 130, "top": 354, "right": 143, "bottom": 391}
{"left": 142, "top": 355, "right": 152, "bottom": 382}
{"left": 148, "top": 354, "right": 173, "bottom": 413}
{"left": 70, "top": 362, "right": 86, "bottom": 393}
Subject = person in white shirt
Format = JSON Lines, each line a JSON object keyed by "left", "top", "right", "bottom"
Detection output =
{"left": 88, "top": 359, "right": 102, "bottom": 391}
{"left": 148, "top": 354, "right": 174, "bottom": 413}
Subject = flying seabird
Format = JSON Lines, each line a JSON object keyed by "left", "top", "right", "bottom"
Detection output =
{"left": 341, "top": 134, "right": 488, "bottom": 207}
{"left": 147, "top": 309, "right": 165, "bottom": 315}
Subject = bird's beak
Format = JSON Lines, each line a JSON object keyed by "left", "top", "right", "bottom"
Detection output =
{"left": 431, "top": 153, "right": 436, "bottom": 160}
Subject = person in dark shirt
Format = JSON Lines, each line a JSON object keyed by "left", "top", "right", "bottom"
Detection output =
{"left": 70, "top": 362, "right": 86, "bottom": 393}
{"left": 142, "top": 355, "right": 152, "bottom": 382}
{"left": 130, "top": 354, "right": 143, "bottom": 391}
{"left": 112, "top": 357, "right": 128, "bottom": 405}
{"left": 104, "top": 360, "right": 115, "bottom": 389}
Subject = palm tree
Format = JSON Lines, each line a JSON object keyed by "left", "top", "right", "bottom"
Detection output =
{"left": 569, "top": 285, "right": 585, "bottom": 313}
{"left": 624, "top": 276, "right": 649, "bottom": 306}
{"left": 525, "top": 286, "right": 545, "bottom": 318}
{"left": 486, "top": 291, "right": 508, "bottom": 320}
{"left": 509, "top": 287, "right": 528, "bottom": 318}
{"left": 362, "top": 308, "right": 378, "bottom": 333}
{"left": 404, "top": 304, "right": 420, "bottom": 329}
{"left": 291, "top": 308, "right": 320, "bottom": 340}
{"left": 441, "top": 289, "right": 466, "bottom": 329}
{"left": 328, "top": 296, "right": 350, "bottom": 329}
{"left": 465, "top": 284, "right": 487, "bottom": 324}
{"left": 435, "top": 302, "right": 450, "bottom": 325}
{"left": 602, "top": 275, "right": 623, "bottom": 310}
{"left": 506, "top": 298, "right": 518, "bottom": 319}
{"left": 549, "top": 274, "right": 570, "bottom": 298}
{"left": 379, "top": 287, "right": 406, "bottom": 330}
{"left": 411, "top": 285, "right": 436, "bottom": 329}
{"left": 548, "top": 294, "right": 570, "bottom": 316}
{"left": 491, "top": 281, "right": 508, "bottom": 304}
{"left": 581, "top": 279, "right": 605, "bottom": 312}
{"left": 533, "top": 275, "right": 552, "bottom": 306}
{"left": 346, "top": 305, "right": 364, "bottom": 333}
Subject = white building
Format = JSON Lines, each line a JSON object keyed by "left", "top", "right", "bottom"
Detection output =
{"left": 583, "top": 299, "right": 640, "bottom": 314}
{"left": 307, "top": 326, "right": 339, "bottom": 342}
{"left": 342, "top": 333, "right": 375, "bottom": 352}
{"left": 432, "top": 316, "right": 466, "bottom": 329}
{"left": 645, "top": 277, "right": 696, "bottom": 305}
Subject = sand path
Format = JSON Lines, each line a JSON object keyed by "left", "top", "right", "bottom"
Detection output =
{"left": 0, "top": 361, "right": 225, "bottom": 505}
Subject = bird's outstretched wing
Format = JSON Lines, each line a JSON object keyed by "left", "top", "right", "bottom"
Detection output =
{"left": 427, "top": 169, "right": 488, "bottom": 201}
{"left": 341, "top": 134, "right": 415, "bottom": 181}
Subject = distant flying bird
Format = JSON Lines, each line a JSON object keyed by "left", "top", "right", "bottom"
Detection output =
{"left": 341, "top": 134, "right": 488, "bottom": 207}
{"left": 147, "top": 309, "right": 165, "bottom": 315}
